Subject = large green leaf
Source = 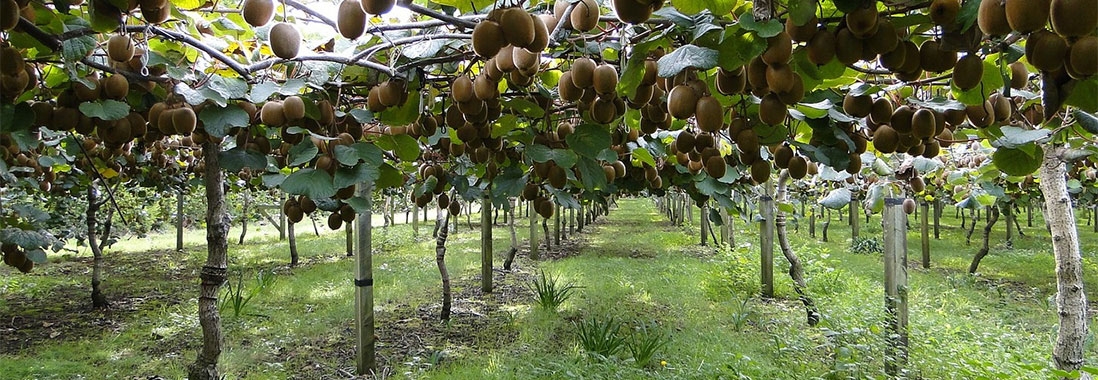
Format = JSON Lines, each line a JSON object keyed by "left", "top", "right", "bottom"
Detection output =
{"left": 287, "top": 140, "right": 319, "bottom": 167}
{"left": 334, "top": 163, "right": 380, "bottom": 189}
{"left": 992, "top": 126, "right": 1051, "bottom": 149}
{"left": 282, "top": 169, "right": 337, "bottom": 199}
{"left": 199, "top": 104, "right": 249, "bottom": 138}
{"left": 1075, "top": 109, "right": 1098, "bottom": 134}
{"left": 992, "top": 144, "right": 1043, "bottom": 176}
{"left": 819, "top": 188, "right": 852, "bottom": 209}
{"left": 672, "top": 0, "right": 739, "bottom": 15}
{"left": 737, "top": 12, "right": 783, "bottom": 38}
{"left": 786, "top": 0, "right": 817, "bottom": 26}
{"left": 565, "top": 124, "right": 612, "bottom": 159}
{"left": 657, "top": 45, "right": 719, "bottom": 78}
{"left": 717, "top": 29, "right": 766, "bottom": 71}
{"left": 1065, "top": 78, "right": 1098, "bottom": 113}
{"left": 375, "top": 134, "right": 421, "bottom": 161}
{"left": 219, "top": 147, "right": 268, "bottom": 172}
{"left": 527, "top": 144, "right": 579, "bottom": 168}
{"left": 79, "top": 100, "right": 130, "bottom": 121}
{"left": 576, "top": 157, "right": 608, "bottom": 191}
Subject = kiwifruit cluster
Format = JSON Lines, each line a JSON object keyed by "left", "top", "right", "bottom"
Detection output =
{"left": 0, "top": 46, "right": 36, "bottom": 101}
{"left": 473, "top": 7, "right": 550, "bottom": 59}
{"left": 627, "top": 52, "right": 672, "bottom": 134}
{"left": 742, "top": 31, "right": 805, "bottom": 126}
{"left": 982, "top": 0, "right": 1097, "bottom": 79}
{"left": 559, "top": 57, "right": 626, "bottom": 125}
{"left": 668, "top": 129, "right": 729, "bottom": 180}
{"left": 368, "top": 78, "right": 409, "bottom": 112}
{"left": 519, "top": 183, "right": 555, "bottom": 219}
{"left": 856, "top": 95, "right": 947, "bottom": 159}
{"left": 269, "top": 22, "right": 302, "bottom": 59}
{"left": 612, "top": 0, "right": 663, "bottom": 24}
{"left": 444, "top": 71, "right": 505, "bottom": 152}
{"left": 2, "top": 243, "right": 34, "bottom": 273}
{"left": 554, "top": 0, "right": 599, "bottom": 33}
{"left": 412, "top": 163, "right": 449, "bottom": 207}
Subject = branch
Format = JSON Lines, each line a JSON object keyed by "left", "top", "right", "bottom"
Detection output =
{"left": 401, "top": 2, "right": 478, "bottom": 30}
{"left": 349, "top": 33, "right": 471, "bottom": 73}
{"left": 60, "top": 25, "right": 253, "bottom": 81}
{"left": 394, "top": 52, "right": 476, "bottom": 73}
{"left": 248, "top": 53, "right": 395, "bottom": 76}
{"left": 548, "top": 1, "right": 577, "bottom": 48}
{"left": 284, "top": 0, "right": 338, "bottom": 30}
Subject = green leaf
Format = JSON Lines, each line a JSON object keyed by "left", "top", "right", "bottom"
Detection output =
{"left": 287, "top": 140, "right": 319, "bottom": 167}
{"left": 379, "top": 88, "right": 422, "bottom": 126}
{"left": 819, "top": 188, "right": 852, "bottom": 209}
{"left": 565, "top": 124, "right": 612, "bottom": 158}
{"left": 0, "top": 102, "right": 33, "bottom": 134}
{"left": 350, "top": 142, "right": 384, "bottom": 166}
{"left": 708, "top": 208, "right": 724, "bottom": 226}
{"left": 219, "top": 147, "right": 268, "bottom": 172}
{"left": 951, "top": 61, "right": 1004, "bottom": 106}
{"left": 334, "top": 163, "right": 380, "bottom": 189}
{"left": 957, "top": 0, "right": 981, "bottom": 32}
{"left": 992, "top": 126, "right": 1051, "bottom": 149}
{"left": 1074, "top": 109, "right": 1098, "bottom": 134}
{"left": 376, "top": 164, "right": 404, "bottom": 189}
{"left": 657, "top": 45, "right": 719, "bottom": 78}
{"left": 502, "top": 98, "right": 545, "bottom": 118}
{"left": 597, "top": 148, "right": 619, "bottom": 162}
{"left": 78, "top": 100, "right": 129, "bottom": 121}
{"left": 576, "top": 157, "right": 608, "bottom": 191}
{"left": 631, "top": 147, "right": 656, "bottom": 168}
{"left": 672, "top": 0, "right": 739, "bottom": 15}
{"left": 737, "top": 12, "right": 784, "bottom": 38}
{"left": 375, "top": 134, "right": 420, "bottom": 161}
{"left": 0, "top": 228, "right": 58, "bottom": 250}
{"left": 1065, "top": 78, "right": 1098, "bottom": 113}
{"left": 992, "top": 145, "right": 1043, "bottom": 176}
{"left": 199, "top": 104, "right": 249, "bottom": 138}
{"left": 787, "top": 0, "right": 817, "bottom": 26}
{"left": 349, "top": 108, "right": 375, "bottom": 123}
{"left": 61, "top": 36, "right": 96, "bottom": 63}
{"left": 718, "top": 29, "right": 766, "bottom": 71}
{"left": 282, "top": 169, "right": 337, "bottom": 199}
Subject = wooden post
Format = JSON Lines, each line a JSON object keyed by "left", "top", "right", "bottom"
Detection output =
{"left": 700, "top": 201, "right": 709, "bottom": 246}
{"left": 529, "top": 201, "right": 539, "bottom": 260}
{"left": 278, "top": 193, "right": 286, "bottom": 241}
{"left": 412, "top": 205, "right": 419, "bottom": 237}
{"left": 921, "top": 201, "right": 930, "bottom": 269}
{"left": 883, "top": 197, "right": 909, "bottom": 376}
{"left": 569, "top": 207, "right": 575, "bottom": 235}
{"left": 760, "top": 190, "right": 775, "bottom": 299}
{"left": 554, "top": 204, "right": 561, "bottom": 246}
{"left": 850, "top": 195, "right": 860, "bottom": 240}
{"left": 176, "top": 189, "right": 184, "bottom": 251}
{"left": 354, "top": 183, "right": 375, "bottom": 375}
{"left": 481, "top": 196, "right": 493, "bottom": 293}
{"left": 933, "top": 199, "right": 942, "bottom": 239}
{"left": 720, "top": 207, "right": 730, "bottom": 246}
{"left": 345, "top": 221, "right": 353, "bottom": 256}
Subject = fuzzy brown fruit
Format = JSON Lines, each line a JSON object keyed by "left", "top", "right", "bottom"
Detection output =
{"left": 1050, "top": 0, "right": 1098, "bottom": 37}
{"left": 107, "top": 34, "right": 135, "bottom": 62}
{"left": 788, "top": 156, "right": 808, "bottom": 179}
{"left": 570, "top": 0, "right": 599, "bottom": 32}
{"left": 952, "top": 54, "right": 983, "bottom": 91}
{"left": 929, "top": 0, "right": 961, "bottom": 25}
{"left": 902, "top": 198, "right": 916, "bottom": 214}
{"left": 269, "top": 23, "right": 301, "bottom": 59}
{"left": 750, "top": 159, "right": 771, "bottom": 183}
{"left": 978, "top": 0, "right": 1011, "bottom": 36}
{"left": 242, "top": 0, "right": 274, "bottom": 27}
{"left": 1068, "top": 36, "right": 1098, "bottom": 77}
{"left": 592, "top": 64, "right": 618, "bottom": 95}
{"left": 282, "top": 95, "right": 305, "bottom": 120}
{"left": 667, "top": 84, "right": 697, "bottom": 119}
{"left": 570, "top": 57, "right": 596, "bottom": 89}
{"left": 472, "top": 21, "right": 506, "bottom": 58}
{"left": 694, "top": 96, "right": 723, "bottom": 133}
{"left": 337, "top": 0, "right": 366, "bottom": 40}
{"left": 501, "top": 7, "right": 535, "bottom": 48}
{"left": 1005, "top": 0, "right": 1051, "bottom": 33}
{"left": 759, "top": 93, "right": 787, "bottom": 126}
{"left": 361, "top": 0, "right": 394, "bottom": 15}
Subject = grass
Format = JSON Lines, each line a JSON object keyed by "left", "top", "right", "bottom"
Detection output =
{"left": 1, "top": 198, "right": 1096, "bottom": 379}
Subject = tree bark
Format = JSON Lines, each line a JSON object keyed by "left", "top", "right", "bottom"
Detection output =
{"left": 529, "top": 200, "right": 539, "bottom": 260}
{"left": 933, "top": 199, "right": 942, "bottom": 239}
{"left": 481, "top": 196, "right": 493, "bottom": 293}
{"left": 760, "top": 184, "right": 775, "bottom": 299}
{"left": 1005, "top": 202, "right": 1015, "bottom": 248}
{"left": 968, "top": 206, "right": 1000, "bottom": 274}
{"left": 542, "top": 217, "right": 551, "bottom": 250}
{"left": 188, "top": 140, "right": 230, "bottom": 380}
{"left": 288, "top": 220, "right": 298, "bottom": 267}
{"left": 921, "top": 201, "right": 930, "bottom": 269}
{"left": 176, "top": 189, "right": 185, "bottom": 251}
{"left": 436, "top": 210, "right": 452, "bottom": 321}
{"left": 238, "top": 190, "right": 249, "bottom": 245}
{"left": 504, "top": 200, "right": 518, "bottom": 270}
{"left": 99, "top": 205, "right": 113, "bottom": 251}
{"left": 1039, "top": 149, "right": 1089, "bottom": 377}
{"left": 776, "top": 172, "right": 820, "bottom": 326}
{"left": 87, "top": 184, "right": 108, "bottom": 309}
{"left": 965, "top": 207, "right": 979, "bottom": 245}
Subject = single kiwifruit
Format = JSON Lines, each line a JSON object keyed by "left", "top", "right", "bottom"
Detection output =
{"left": 590, "top": 97, "right": 616, "bottom": 124}
{"left": 911, "top": 108, "right": 936, "bottom": 139}
{"left": 592, "top": 64, "right": 618, "bottom": 95}
{"left": 774, "top": 145, "right": 793, "bottom": 168}
{"left": 570, "top": 57, "right": 596, "bottom": 88}
{"left": 107, "top": 34, "right": 135, "bottom": 62}
{"left": 1068, "top": 36, "right": 1097, "bottom": 77}
{"left": 896, "top": 41, "right": 922, "bottom": 74}
{"left": 929, "top": 0, "right": 961, "bottom": 26}
{"left": 101, "top": 74, "right": 128, "bottom": 100}
{"left": 0, "top": 46, "right": 23, "bottom": 75}
{"left": 548, "top": 165, "right": 567, "bottom": 188}
{"left": 746, "top": 56, "right": 769, "bottom": 90}
{"left": 937, "top": 128, "right": 954, "bottom": 148}
{"left": 557, "top": 72, "right": 583, "bottom": 102}
{"left": 695, "top": 96, "right": 723, "bottom": 133}
{"left": 978, "top": 0, "right": 1011, "bottom": 35}
{"left": 835, "top": 28, "right": 864, "bottom": 65}
{"left": 786, "top": 15, "right": 818, "bottom": 43}
{"left": 902, "top": 198, "right": 916, "bottom": 214}
{"left": 1051, "top": 0, "right": 1098, "bottom": 37}
{"left": 501, "top": 7, "right": 536, "bottom": 48}
{"left": 283, "top": 95, "right": 305, "bottom": 120}
{"left": 952, "top": 54, "right": 983, "bottom": 90}
{"left": 807, "top": 28, "right": 837, "bottom": 65}
{"left": 173, "top": 106, "right": 197, "bottom": 134}
{"left": 570, "top": 0, "right": 599, "bottom": 32}
{"left": 361, "top": 0, "right": 394, "bottom": 15}
{"left": 891, "top": 105, "right": 915, "bottom": 133}
{"left": 337, "top": 0, "right": 366, "bottom": 40}
{"left": 843, "top": 93, "right": 872, "bottom": 118}
{"left": 367, "top": 86, "right": 386, "bottom": 112}
{"left": 845, "top": 6, "right": 879, "bottom": 39}
{"left": 613, "top": 160, "right": 626, "bottom": 178}
{"left": 522, "top": 183, "right": 539, "bottom": 200}
{"left": 327, "top": 212, "right": 343, "bottom": 230}
{"left": 140, "top": 1, "right": 171, "bottom": 24}
{"left": 73, "top": 74, "right": 101, "bottom": 101}
{"left": 765, "top": 62, "right": 795, "bottom": 93}
{"left": 529, "top": 14, "right": 551, "bottom": 52}
{"left": 452, "top": 75, "right": 475, "bottom": 103}
{"left": 472, "top": 21, "right": 506, "bottom": 58}
{"left": 762, "top": 31, "right": 793, "bottom": 65}
{"left": 879, "top": 43, "right": 908, "bottom": 71}
{"left": 676, "top": 130, "right": 696, "bottom": 153}
{"left": 667, "top": 84, "right": 697, "bottom": 119}
{"left": 759, "top": 93, "right": 787, "bottom": 125}
{"left": 788, "top": 156, "right": 808, "bottom": 179}
{"left": 1009, "top": 61, "right": 1029, "bottom": 89}
{"left": 704, "top": 155, "right": 726, "bottom": 178}
{"left": 922, "top": 141, "right": 940, "bottom": 158}
{"left": 337, "top": 204, "right": 355, "bottom": 223}
{"left": 1028, "top": 30, "right": 1069, "bottom": 72}
{"left": 872, "top": 124, "right": 900, "bottom": 153}
{"left": 989, "top": 92, "right": 1013, "bottom": 121}
{"left": 919, "top": 40, "right": 956, "bottom": 73}
{"left": 869, "top": 97, "right": 894, "bottom": 125}
{"left": 269, "top": 22, "right": 301, "bottom": 59}
{"left": 377, "top": 79, "right": 405, "bottom": 107}
{"left": 1, "top": 0, "right": 18, "bottom": 31}
{"left": 1005, "top": 0, "right": 1051, "bottom": 33}
{"left": 241, "top": 0, "right": 274, "bottom": 27}
{"left": 553, "top": 0, "right": 574, "bottom": 30}
{"left": 715, "top": 66, "right": 746, "bottom": 95}
{"left": 750, "top": 159, "right": 771, "bottom": 183}
{"left": 966, "top": 100, "right": 996, "bottom": 127}
{"left": 866, "top": 19, "right": 899, "bottom": 55}
{"left": 614, "top": 0, "right": 654, "bottom": 24}
{"left": 260, "top": 101, "right": 286, "bottom": 126}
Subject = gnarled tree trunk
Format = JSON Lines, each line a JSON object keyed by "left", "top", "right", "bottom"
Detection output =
{"left": 967, "top": 206, "right": 1000, "bottom": 274}
{"left": 776, "top": 172, "right": 820, "bottom": 326}
{"left": 86, "top": 184, "right": 108, "bottom": 309}
{"left": 436, "top": 210, "right": 452, "bottom": 321}
{"left": 188, "top": 140, "right": 230, "bottom": 380}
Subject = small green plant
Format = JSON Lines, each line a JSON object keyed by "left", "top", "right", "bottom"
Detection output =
{"left": 219, "top": 268, "right": 277, "bottom": 318}
{"left": 850, "top": 237, "right": 883, "bottom": 254}
{"left": 575, "top": 316, "right": 626, "bottom": 358}
{"left": 526, "top": 270, "right": 582, "bottom": 312}
{"left": 729, "top": 298, "right": 756, "bottom": 332}
{"left": 626, "top": 322, "right": 670, "bottom": 368}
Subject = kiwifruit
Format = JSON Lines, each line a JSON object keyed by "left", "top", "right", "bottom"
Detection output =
{"left": 872, "top": 124, "right": 899, "bottom": 153}
{"left": 327, "top": 211, "right": 343, "bottom": 230}
{"left": 952, "top": 54, "right": 983, "bottom": 90}
{"left": 835, "top": 28, "right": 864, "bottom": 65}
{"left": 536, "top": 198, "right": 553, "bottom": 218}
{"left": 501, "top": 7, "right": 536, "bottom": 48}
{"left": 614, "top": 0, "right": 654, "bottom": 24}
{"left": 529, "top": 14, "right": 551, "bottom": 52}
{"left": 1030, "top": 32, "right": 1069, "bottom": 73}
{"left": 52, "top": 107, "right": 78, "bottom": 132}
{"left": 714, "top": 66, "right": 745, "bottom": 95}
{"left": 702, "top": 155, "right": 725, "bottom": 178}
{"left": 570, "top": 0, "right": 599, "bottom": 32}
{"left": 746, "top": 56, "right": 769, "bottom": 90}
{"left": 1008, "top": 61, "right": 1029, "bottom": 89}
{"left": 878, "top": 42, "right": 908, "bottom": 71}
{"left": 641, "top": 60, "right": 659, "bottom": 86}
{"left": 868, "top": 97, "right": 894, "bottom": 125}
{"left": 978, "top": 0, "right": 1011, "bottom": 35}
{"left": 1, "top": 0, "right": 18, "bottom": 31}
{"left": 937, "top": 128, "right": 954, "bottom": 147}
{"left": 557, "top": 72, "right": 583, "bottom": 102}
{"left": 759, "top": 93, "right": 787, "bottom": 125}
{"left": 107, "top": 34, "right": 135, "bottom": 63}
{"left": 242, "top": 0, "right": 274, "bottom": 27}
{"left": 786, "top": 15, "right": 818, "bottom": 43}
{"left": 989, "top": 92, "right": 1013, "bottom": 121}
{"left": 378, "top": 79, "right": 405, "bottom": 107}
{"left": 571, "top": 57, "right": 596, "bottom": 88}
{"left": 451, "top": 75, "right": 475, "bottom": 103}
{"left": 472, "top": 21, "right": 506, "bottom": 58}
{"left": 788, "top": 156, "right": 808, "bottom": 179}
{"left": 918, "top": 40, "right": 956, "bottom": 73}
{"left": 553, "top": 0, "right": 574, "bottom": 30}
{"left": 260, "top": 101, "right": 286, "bottom": 126}
{"left": 361, "top": 0, "right": 394, "bottom": 15}
{"left": 140, "top": 1, "right": 170, "bottom": 23}
{"left": 675, "top": 130, "right": 696, "bottom": 153}
{"left": 173, "top": 107, "right": 197, "bottom": 134}
{"left": 750, "top": 159, "right": 771, "bottom": 183}
{"left": 548, "top": 165, "right": 567, "bottom": 188}
{"left": 902, "top": 198, "right": 916, "bottom": 214}
{"left": 929, "top": 0, "right": 961, "bottom": 26}
{"left": 1005, "top": 0, "right": 1051, "bottom": 33}
{"left": 281, "top": 95, "right": 304, "bottom": 120}
{"left": 765, "top": 62, "right": 795, "bottom": 93}
{"left": 269, "top": 23, "right": 301, "bottom": 59}
{"left": 807, "top": 28, "right": 837, "bottom": 65}
{"left": 592, "top": 64, "right": 618, "bottom": 95}
{"left": 695, "top": 96, "right": 723, "bottom": 133}
{"left": 0, "top": 47, "right": 23, "bottom": 76}
{"left": 337, "top": 0, "right": 366, "bottom": 39}
{"left": 911, "top": 108, "right": 936, "bottom": 139}
{"left": 1051, "top": 0, "right": 1098, "bottom": 37}
{"left": 866, "top": 19, "right": 899, "bottom": 55}
{"left": 889, "top": 105, "right": 914, "bottom": 133}
{"left": 845, "top": 6, "right": 879, "bottom": 39}
{"left": 774, "top": 145, "right": 793, "bottom": 168}
{"left": 102, "top": 74, "right": 129, "bottom": 100}
{"left": 762, "top": 31, "right": 792, "bottom": 65}
{"left": 590, "top": 97, "right": 616, "bottom": 124}
{"left": 667, "top": 84, "right": 697, "bottom": 119}
{"left": 966, "top": 100, "right": 996, "bottom": 127}
{"left": 842, "top": 93, "right": 872, "bottom": 118}
{"left": 367, "top": 86, "right": 386, "bottom": 112}
{"left": 1068, "top": 36, "right": 1097, "bottom": 77}
{"left": 286, "top": 205, "right": 304, "bottom": 223}
{"left": 509, "top": 70, "right": 535, "bottom": 88}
